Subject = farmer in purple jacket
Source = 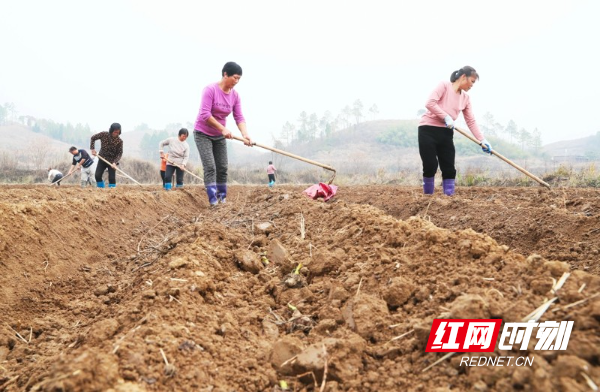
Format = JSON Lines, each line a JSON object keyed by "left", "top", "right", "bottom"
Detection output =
{"left": 193, "top": 61, "right": 253, "bottom": 206}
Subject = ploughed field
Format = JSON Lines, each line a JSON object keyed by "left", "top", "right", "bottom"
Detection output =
{"left": 0, "top": 184, "right": 598, "bottom": 391}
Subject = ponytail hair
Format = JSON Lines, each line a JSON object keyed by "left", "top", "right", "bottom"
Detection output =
{"left": 450, "top": 66, "right": 479, "bottom": 82}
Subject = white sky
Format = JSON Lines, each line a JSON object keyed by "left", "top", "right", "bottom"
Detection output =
{"left": 1, "top": 0, "right": 598, "bottom": 145}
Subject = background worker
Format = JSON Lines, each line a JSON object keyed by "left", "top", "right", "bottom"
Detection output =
{"left": 160, "top": 152, "right": 169, "bottom": 188}
{"left": 90, "top": 123, "right": 123, "bottom": 188}
{"left": 159, "top": 128, "right": 190, "bottom": 190}
{"left": 267, "top": 161, "right": 277, "bottom": 187}
{"left": 47, "top": 167, "right": 63, "bottom": 186}
{"left": 66, "top": 146, "right": 97, "bottom": 188}
{"left": 418, "top": 66, "right": 492, "bottom": 196}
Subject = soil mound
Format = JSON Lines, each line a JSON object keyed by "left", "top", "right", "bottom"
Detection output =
{"left": 0, "top": 185, "right": 598, "bottom": 391}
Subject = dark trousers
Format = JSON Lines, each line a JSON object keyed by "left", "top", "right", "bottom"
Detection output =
{"left": 53, "top": 174, "right": 63, "bottom": 186}
{"left": 165, "top": 165, "right": 184, "bottom": 186}
{"left": 95, "top": 159, "right": 116, "bottom": 184}
{"left": 268, "top": 174, "right": 275, "bottom": 182}
{"left": 160, "top": 170, "right": 166, "bottom": 186}
{"left": 418, "top": 125, "right": 456, "bottom": 179}
{"left": 194, "top": 132, "right": 228, "bottom": 186}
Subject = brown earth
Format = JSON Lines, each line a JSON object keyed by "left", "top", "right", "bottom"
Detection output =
{"left": 0, "top": 184, "right": 598, "bottom": 392}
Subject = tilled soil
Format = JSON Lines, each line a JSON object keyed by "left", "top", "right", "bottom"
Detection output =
{"left": 0, "top": 184, "right": 598, "bottom": 392}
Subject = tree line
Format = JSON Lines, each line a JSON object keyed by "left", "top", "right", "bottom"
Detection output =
{"left": 277, "top": 99, "right": 545, "bottom": 157}
{"left": 277, "top": 99, "right": 379, "bottom": 146}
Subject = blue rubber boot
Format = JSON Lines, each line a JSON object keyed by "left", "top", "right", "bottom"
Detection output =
{"left": 423, "top": 177, "right": 435, "bottom": 194}
{"left": 216, "top": 184, "right": 227, "bottom": 204}
{"left": 108, "top": 183, "right": 116, "bottom": 188}
{"left": 206, "top": 184, "right": 218, "bottom": 206}
{"left": 97, "top": 181, "right": 105, "bottom": 188}
{"left": 442, "top": 179, "right": 455, "bottom": 196}
{"left": 165, "top": 183, "right": 172, "bottom": 191}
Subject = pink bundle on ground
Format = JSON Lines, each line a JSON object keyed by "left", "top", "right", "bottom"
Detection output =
{"left": 302, "top": 182, "right": 338, "bottom": 201}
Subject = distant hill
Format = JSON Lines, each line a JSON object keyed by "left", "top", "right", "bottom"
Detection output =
{"left": 2, "top": 122, "right": 599, "bottom": 177}
{"left": 0, "top": 124, "right": 72, "bottom": 152}
{"left": 0, "top": 124, "right": 73, "bottom": 169}
{"left": 120, "top": 129, "right": 147, "bottom": 159}
{"left": 542, "top": 132, "right": 600, "bottom": 159}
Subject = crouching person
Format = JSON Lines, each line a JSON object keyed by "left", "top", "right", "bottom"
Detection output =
{"left": 67, "top": 146, "right": 98, "bottom": 187}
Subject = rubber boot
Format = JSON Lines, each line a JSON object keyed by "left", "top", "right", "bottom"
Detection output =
{"left": 269, "top": 180, "right": 274, "bottom": 188}
{"left": 108, "top": 183, "right": 116, "bottom": 189}
{"left": 206, "top": 184, "right": 218, "bottom": 206}
{"left": 97, "top": 181, "right": 105, "bottom": 188}
{"left": 423, "top": 177, "right": 435, "bottom": 195}
{"left": 176, "top": 184, "right": 183, "bottom": 188}
{"left": 165, "top": 183, "right": 172, "bottom": 191}
{"left": 442, "top": 179, "right": 455, "bottom": 196}
{"left": 81, "top": 181, "right": 86, "bottom": 188}
{"left": 216, "top": 184, "right": 227, "bottom": 204}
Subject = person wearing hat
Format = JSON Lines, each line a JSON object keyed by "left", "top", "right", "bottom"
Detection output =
{"left": 66, "top": 146, "right": 98, "bottom": 188}
{"left": 47, "top": 167, "right": 63, "bottom": 186}
{"left": 90, "top": 122, "right": 123, "bottom": 188}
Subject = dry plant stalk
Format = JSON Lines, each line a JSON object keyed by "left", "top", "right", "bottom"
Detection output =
{"left": 581, "top": 372, "right": 598, "bottom": 391}
{"left": 422, "top": 352, "right": 455, "bottom": 372}
{"left": 551, "top": 272, "right": 570, "bottom": 294}
{"left": 389, "top": 329, "right": 414, "bottom": 342}
{"left": 293, "top": 371, "right": 318, "bottom": 392}
{"left": 485, "top": 288, "right": 504, "bottom": 298}
{"left": 522, "top": 297, "right": 558, "bottom": 322}
{"left": 5, "top": 324, "right": 28, "bottom": 344}
{"left": 355, "top": 277, "right": 363, "bottom": 300}
{"left": 320, "top": 344, "right": 328, "bottom": 392}
{"left": 421, "top": 197, "right": 434, "bottom": 219}
{"left": 563, "top": 292, "right": 600, "bottom": 310}
{"left": 137, "top": 214, "right": 171, "bottom": 253}
{"left": 299, "top": 213, "right": 305, "bottom": 240}
{"left": 160, "top": 348, "right": 176, "bottom": 377}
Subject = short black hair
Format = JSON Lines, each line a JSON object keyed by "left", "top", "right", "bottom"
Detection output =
{"left": 269, "top": 161, "right": 272, "bottom": 164}
{"left": 222, "top": 62, "right": 242, "bottom": 77}
{"left": 69, "top": 146, "right": 77, "bottom": 152}
{"left": 109, "top": 123, "right": 121, "bottom": 134}
{"left": 178, "top": 128, "right": 189, "bottom": 137}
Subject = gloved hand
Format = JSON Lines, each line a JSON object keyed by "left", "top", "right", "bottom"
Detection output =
{"left": 444, "top": 115, "right": 454, "bottom": 129}
{"left": 481, "top": 139, "right": 492, "bottom": 154}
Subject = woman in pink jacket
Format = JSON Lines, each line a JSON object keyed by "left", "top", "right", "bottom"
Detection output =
{"left": 418, "top": 66, "right": 492, "bottom": 196}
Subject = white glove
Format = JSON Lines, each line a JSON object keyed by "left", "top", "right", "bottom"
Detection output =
{"left": 444, "top": 115, "right": 454, "bottom": 129}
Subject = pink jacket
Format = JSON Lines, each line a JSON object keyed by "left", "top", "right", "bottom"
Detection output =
{"left": 419, "top": 81, "right": 483, "bottom": 141}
